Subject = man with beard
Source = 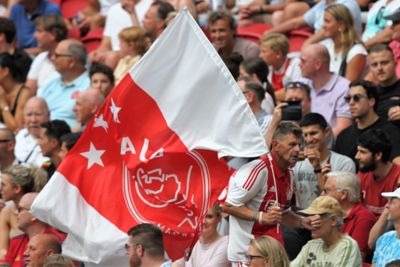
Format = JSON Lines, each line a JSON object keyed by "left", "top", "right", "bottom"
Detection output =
{"left": 222, "top": 122, "right": 317, "bottom": 265}
{"left": 125, "top": 223, "right": 171, "bottom": 267}
{"left": 356, "top": 129, "right": 400, "bottom": 219}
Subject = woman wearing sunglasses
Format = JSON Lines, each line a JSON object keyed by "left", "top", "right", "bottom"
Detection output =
{"left": 245, "top": 236, "right": 290, "bottom": 267}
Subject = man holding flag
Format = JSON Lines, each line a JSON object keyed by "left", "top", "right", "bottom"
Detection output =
{"left": 223, "top": 122, "right": 318, "bottom": 265}
{"left": 31, "top": 8, "right": 267, "bottom": 266}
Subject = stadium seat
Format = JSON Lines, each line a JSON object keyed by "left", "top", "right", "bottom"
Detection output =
{"left": 236, "top": 23, "right": 272, "bottom": 44}
{"left": 60, "top": 0, "right": 89, "bottom": 19}
{"left": 81, "top": 28, "right": 104, "bottom": 53}
{"left": 288, "top": 29, "right": 312, "bottom": 53}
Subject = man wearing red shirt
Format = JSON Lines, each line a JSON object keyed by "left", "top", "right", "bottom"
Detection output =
{"left": 0, "top": 193, "right": 65, "bottom": 266}
{"left": 356, "top": 129, "right": 400, "bottom": 218}
{"left": 322, "top": 171, "right": 375, "bottom": 261}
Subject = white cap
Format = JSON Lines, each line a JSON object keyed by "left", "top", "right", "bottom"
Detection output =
{"left": 381, "top": 188, "right": 400, "bottom": 198}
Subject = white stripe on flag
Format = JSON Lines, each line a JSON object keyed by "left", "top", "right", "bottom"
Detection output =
{"left": 129, "top": 9, "right": 267, "bottom": 158}
{"left": 31, "top": 172, "right": 128, "bottom": 265}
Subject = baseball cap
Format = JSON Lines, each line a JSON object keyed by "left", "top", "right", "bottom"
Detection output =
{"left": 385, "top": 9, "right": 400, "bottom": 24}
{"left": 382, "top": 187, "right": 400, "bottom": 198}
{"left": 299, "top": 196, "right": 344, "bottom": 217}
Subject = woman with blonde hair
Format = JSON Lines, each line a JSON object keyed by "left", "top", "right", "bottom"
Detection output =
{"left": 246, "top": 236, "right": 290, "bottom": 267}
{"left": 320, "top": 4, "right": 367, "bottom": 81}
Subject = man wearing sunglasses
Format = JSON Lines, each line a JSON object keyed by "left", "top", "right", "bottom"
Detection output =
{"left": 335, "top": 80, "right": 400, "bottom": 165}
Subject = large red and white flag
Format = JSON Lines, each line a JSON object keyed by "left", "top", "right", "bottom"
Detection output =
{"left": 31, "top": 9, "right": 267, "bottom": 266}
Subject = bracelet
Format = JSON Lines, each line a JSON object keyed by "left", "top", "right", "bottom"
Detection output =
{"left": 258, "top": 211, "right": 263, "bottom": 225}
{"left": 251, "top": 211, "right": 258, "bottom": 221}
{"left": 1, "top": 106, "right": 9, "bottom": 112}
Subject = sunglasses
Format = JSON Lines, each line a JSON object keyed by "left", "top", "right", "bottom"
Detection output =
{"left": 344, "top": 94, "right": 368, "bottom": 103}
{"left": 286, "top": 81, "right": 309, "bottom": 90}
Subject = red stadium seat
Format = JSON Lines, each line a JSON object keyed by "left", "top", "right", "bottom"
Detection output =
{"left": 288, "top": 29, "right": 313, "bottom": 53}
{"left": 81, "top": 28, "right": 104, "bottom": 53}
{"left": 60, "top": 0, "right": 89, "bottom": 19}
{"left": 236, "top": 23, "right": 272, "bottom": 44}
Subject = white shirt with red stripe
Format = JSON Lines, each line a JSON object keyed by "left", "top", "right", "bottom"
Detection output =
{"left": 225, "top": 155, "right": 293, "bottom": 262}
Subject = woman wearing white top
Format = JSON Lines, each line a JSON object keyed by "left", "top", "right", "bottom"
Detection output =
{"left": 174, "top": 204, "right": 229, "bottom": 267}
{"left": 321, "top": 4, "right": 367, "bottom": 81}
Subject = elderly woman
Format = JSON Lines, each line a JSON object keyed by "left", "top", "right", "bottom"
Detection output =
{"left": 246, "top": 236, "right": 290, "bottom": 267}
{"left": 291, "top": 196, "right": 362, "bottom": 267}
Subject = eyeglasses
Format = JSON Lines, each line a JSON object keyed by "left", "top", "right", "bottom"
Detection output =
{"left": 17, "top": 206, "right": 30, "bottom": 213}
{"left": 245, "top": 254, "right": 264, "bottom": 265}
{"left": 344, "top": 94, "right": 368, "bottom": 103}
{"left": 124, "top": 243, "right": 143, "bottom": 251}
{"left": 242, "top": 90, "right": 250, "bottom": 94}
{"left": 53, "top": 53, "right": 73, "bottom": 58}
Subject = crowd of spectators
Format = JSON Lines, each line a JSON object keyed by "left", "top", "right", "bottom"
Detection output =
{"left": 0, "top": 0, "right": 400, "bottom": 266}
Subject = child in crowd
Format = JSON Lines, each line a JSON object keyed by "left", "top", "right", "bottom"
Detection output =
{"left": 259, "top": 32, "right": 301, "bottom": 102}
{"left": 113, "top": 26, "right": 148, "bottom": 84}
{"left": 89, "top": 63, "right": 115, "bottom": 97}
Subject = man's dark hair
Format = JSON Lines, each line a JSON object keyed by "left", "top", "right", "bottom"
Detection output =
{"left": 272, "top": 121, "right": 302, "bottom": 140}
{"left": 349, "top": 79, "right": 379, "bottom": 111}
{"left": 127, "top": 223, "right": 164, "bottom": 257}
{"left": 60, "top": 132, "right": 81, "bottom": 151}
{"left": 40, "top": 120, "right": 71, "bottom": 142}
{"left": 35, "top": 14, "right": 68, "bottom": 42}
{"left": 300, "top": 112, "right": 328, "bottom": 130}
{"left": 386, "top": 260, "right": 400, "bottom": 267}
{"left": 222, "top": 52, "right": 243, "bottom": 80}
{"left": 244, "top": 81, "right": 265, "bottom": 103}
{"left": 357, "top": 129, "right": 392, "bottom": 163}
{"left": 208, "top": 10, "right": 236, "bottom": 31}
{"left": 368, "top": 43, "right": 394, "bottom": 58}
{"left": 152, "top": 0, "right": 175, "bottom": 23}
{"left": 0, "top": 17, "right": 16, "bottom": 44}
{"left": 89, "top": 63, "right": 115, "bottom": 85}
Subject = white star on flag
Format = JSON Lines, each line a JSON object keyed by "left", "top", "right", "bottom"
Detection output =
{"left": 110, "top": 99, "right": 121, "bottom": 123}
{"left": 80, "top": 143, "right": 105, "bottom": 169}
{"left": 93, "top": 114, "right": 108, "bottom": 132}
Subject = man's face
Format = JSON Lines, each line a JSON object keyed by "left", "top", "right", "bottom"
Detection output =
{"left": 388, "top": 197, "right": 400, "bottom": 223}
{"left": 285, "top": 88, "right": 311, "bottom": 115}
{"left": 355, "top": 146, "right": 377, "bottom": 172}
{"left": 34, "top": 26, "right": 54, "bottom": 50}
{"left": 347, "top": 86, "right": 373, "bottom": 120}
{"left": 321, "top": 177, "right": 343, "bottom": 202}
{"left": 37, "top": 128, "right": 56, "bottom": 157}
{"left": 0, "top": 174, "right": 15, "bottom": 201}
{"left": 299, "top": 49, "right": 317, "bottom": 78}
{"left": 16, "top": 195, "right": 33, "bottom": 231}
{"left": 368, "top": 50, "right": 397, "bottom": 86}
{"left": 91, "top": 72, "right": 113, "bottom": 97}
{"left": 142, "top": 5, "right": 161, "bottom": 39}
{"left": 24, "top": 101, "right": 49, "bottom": 138}
{"left": 51, "top": 41, "right": 73, "bottom": 74}
{"left": 273, "top": 133, "right": 301, "bottom": 166}
{"left": 24, "top": 235, "right": 50, "bottom": 267}
{"left": 209, "top": 18, "right": 235, "bottom": 50}
{"left": 301, "top": 124, "right": 327, "bottom": 151}
{"left": 310, "top": 213, "right": 336, "bottom": 240}
{"left": 0, "top": 131, "right": 12, "bottom": 162}
{"left": 126, "top": 237, "right": 141, "bottom": 267}
{"left": 74, "top": 93, "right": 94, "bottom": 125}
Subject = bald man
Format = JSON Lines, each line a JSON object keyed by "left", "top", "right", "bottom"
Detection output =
{"left": 299, "top": 44, "right": 352, "bottom": 137}
{"left": 38, "top": 39, "right": 90, "bottom": 128}
{"left": 1, "top": 193, "right": 64, "bottom": 267}
{"left": 24, "top": 233, "right": 62, "bottom": 267}
{"left": 73, "top": 88, "right": 105, "bottom": 130}
{"left": 15, "top": 97, "right": 50, "bottom": 166}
